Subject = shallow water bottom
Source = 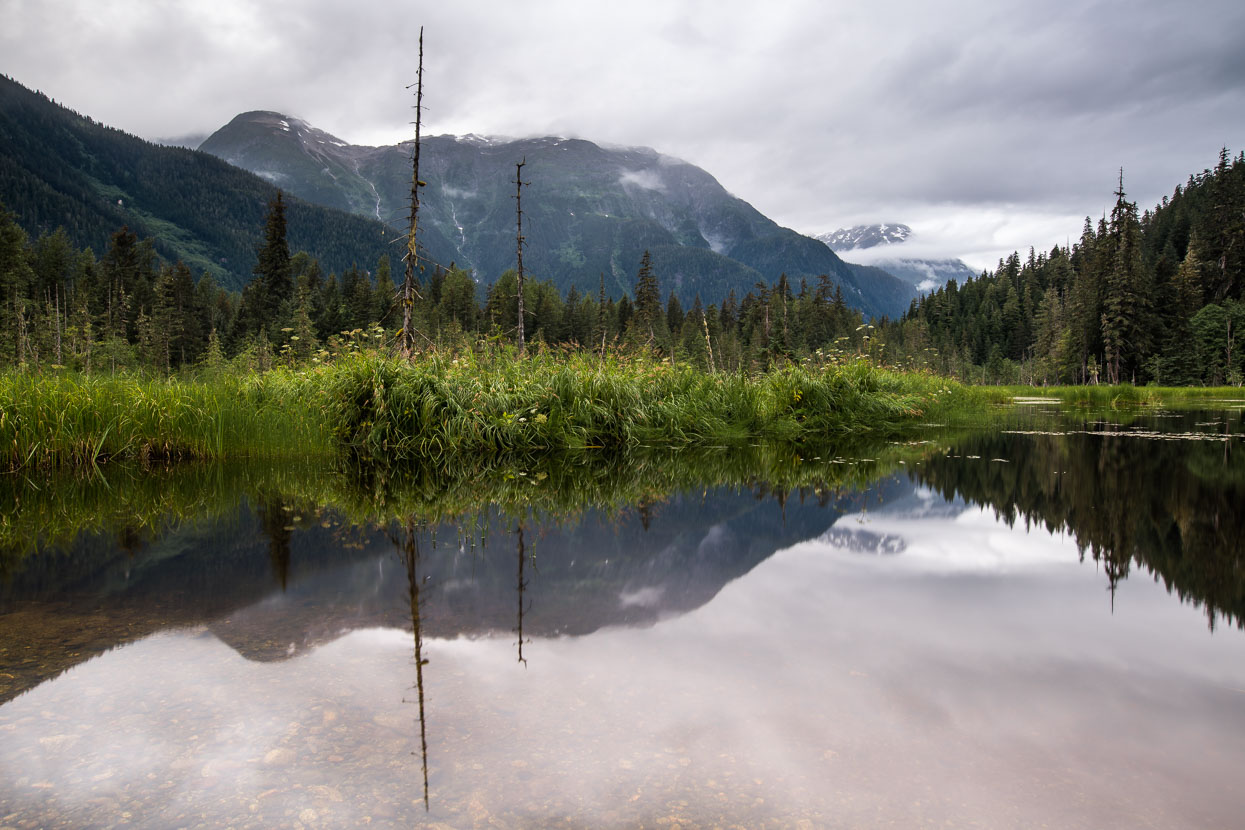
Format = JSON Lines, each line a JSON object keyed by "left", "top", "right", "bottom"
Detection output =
{"left": 3, "top": 504, "right": 1243, "bottom": 829}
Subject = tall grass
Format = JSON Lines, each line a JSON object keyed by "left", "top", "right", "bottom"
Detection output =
{"left": 1, "top": 352, "right": 970, "bottom": 472}
{"left": 0, "top": 370, "right": 330, "bottom": 471}
{"left": 317, "top": 351, "right": 962, "bottom": 463}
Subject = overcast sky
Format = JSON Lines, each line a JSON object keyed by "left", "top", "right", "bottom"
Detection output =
{"left": 4, "top": 0, "right": 1243, "bottom": 271}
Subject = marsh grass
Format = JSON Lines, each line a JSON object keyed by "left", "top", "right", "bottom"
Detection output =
{"left": 2, "top": 352, "right": 974, "bottom": 472}
{"left": 318, "top": 351, "right": 964, "bottom": 464}
{"left": 0, "top": 370, "right": 330, "bottom": 471}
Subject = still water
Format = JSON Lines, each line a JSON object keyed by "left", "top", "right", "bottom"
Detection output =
{"left": 1, "top": 407, "right": 1243, "bottom": 828}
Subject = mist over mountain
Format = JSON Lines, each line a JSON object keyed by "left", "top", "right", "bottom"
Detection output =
{"left": 199, "top": 111, "right": 917, "bottom": 317}
{"left": 818, "top": 222, "right": 977, "bottom": 295}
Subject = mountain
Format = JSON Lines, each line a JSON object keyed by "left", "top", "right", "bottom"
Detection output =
{"left": 0, "top": 75, "right": 390, "bottom": 291}
{"left": 818, "top": 222, "right": 976, "bottom": 295}
{"left": 199, "top": 112, "right": 917, "bottom": 318}
{"left": 817, "top": 223, "right": 912, "bottom": 250}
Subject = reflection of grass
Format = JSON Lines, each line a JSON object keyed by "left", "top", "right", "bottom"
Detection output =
{"left": 0, "top": 433, "right": 957, "bottom": 572}
{"left": 989, "top": 384, "right": 1245, "bottom": 410}
{"left": 0, "top": 461, "right": 332, "bottom": 565}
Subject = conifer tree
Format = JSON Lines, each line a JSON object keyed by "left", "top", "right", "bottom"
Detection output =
{"left": 1101, "top": 173, "right": 1151, "bottom": 383}
{"left": 254, "top": 192, "right": 292, "bottom": 321}
{"left": 632, "top": 250, "right": 662, "bottom": 343}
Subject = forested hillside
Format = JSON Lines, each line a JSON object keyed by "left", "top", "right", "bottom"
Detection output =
{"left": 0, "top": 193, "right": 869, "bottom": 375}
{"left": 0, "top": 75, "right": 389, "bottom": 290}
{"left": 889, "top": 151, "right": 1245, "bottom": 385}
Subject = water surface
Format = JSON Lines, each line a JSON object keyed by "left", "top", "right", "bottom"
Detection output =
{"left": 1, "top": 407, "right": 1243, "bottom": 828}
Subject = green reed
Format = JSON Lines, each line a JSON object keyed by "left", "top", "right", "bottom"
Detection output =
{"left": 1, "top": 352, "right": 971, "bottom": 472}
{"left": 0, "top": 369, "right": 331, "bottom": 471}
{"left": 317, "top": 350, "right": 962, "bottom": 464}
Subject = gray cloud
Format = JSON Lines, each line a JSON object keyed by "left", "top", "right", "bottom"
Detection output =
{"left": 4, "top": 0, "right": 1243, "bottom": 268}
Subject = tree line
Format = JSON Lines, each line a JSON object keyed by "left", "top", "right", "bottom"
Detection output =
{"left": 885, "top": 149, "right": 1245, "bottom": 385}
{"left": 10, "top": 149, "right": 1237, "bottom": 384}
{"left": 0, "top": 192, "right": 873, "bottom": 374}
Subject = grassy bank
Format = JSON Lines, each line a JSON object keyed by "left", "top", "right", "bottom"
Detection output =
{"left": 317, "top": 351, "right": 963, "bottom": 463}
{"left": 1, "top": 352, "right": 972, "bottom": 472}
{"left": 0, "top": 370, "right": 330, "bottom": 471}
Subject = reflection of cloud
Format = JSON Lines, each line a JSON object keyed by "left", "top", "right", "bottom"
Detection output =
{"left": 4, "top": 505, "right": 1243, "bottom": 827}
{"left": 619, "top": 586, "right": 665, "bottom": 608}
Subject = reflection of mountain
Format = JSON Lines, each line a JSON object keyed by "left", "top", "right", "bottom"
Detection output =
{"left": 911, "top": 413, "right": 1245, "bottom": 629}
{"left": 208, "top": 481, "right": 917, "bottom": 658}
{"left": 0, "top": 478, "right": 916, "bottom": 702}
{"left": 819, "top": 527, "right": 906, "bottom": 555}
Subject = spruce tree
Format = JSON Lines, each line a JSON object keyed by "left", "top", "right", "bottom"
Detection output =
{"left": 632, "top": 250, "right": 662, "bottom": 342}
{"left": 254, "top": 192, "right": 292, "bottom": 322}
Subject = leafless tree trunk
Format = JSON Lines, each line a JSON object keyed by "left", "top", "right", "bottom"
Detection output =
{"left": 400, "top": 27, "right": 426, "bottom": 358}
{"left": 514, "top": 159, "right": 528, "bottom": 355}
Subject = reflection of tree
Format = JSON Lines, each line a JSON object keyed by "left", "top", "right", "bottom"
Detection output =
{"left": 257, "top": 496, "right": 292, "bottom": 591}
{"left": 915, "top": 421, "right": 1245, "bottom": 629}
{"left": 515, "top": 522, "right": 529, "bottom": 665}
{"left": 393, "top": 517, "right": 430, "bottom": 810}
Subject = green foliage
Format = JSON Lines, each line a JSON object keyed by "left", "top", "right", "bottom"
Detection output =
{"left": 0, "top": 369, "right": 331, "bottom": 470}
{"left": 889, "top": 151, "right": 1245, "bottom": 386}
{"left": 0, "top": 75, "right": 389, "bottom": 291}
{"left": 315, "top": 349, "right": 962, "bottom": 466}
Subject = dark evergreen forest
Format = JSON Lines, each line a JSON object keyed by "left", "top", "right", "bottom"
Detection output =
{"left": 0, "top": 192, "right": 868, "bottom": 374}
{"left": 887, "top": 150, "right": 1245, "bottom": 385}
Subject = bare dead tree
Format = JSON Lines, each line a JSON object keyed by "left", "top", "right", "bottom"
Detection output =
{"left": 514, "top": 159, "right": 528, "bottom": 355}
{"left": 597, "top": 272, "right": 607, "bottom": 357}
{"left": 701, "top": 308, "right": 716, "bottom": 373}
{"left": 400, "top": 27, "right": 426, "bottom": 358}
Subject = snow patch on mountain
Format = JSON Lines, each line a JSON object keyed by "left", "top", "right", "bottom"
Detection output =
{"left": 815, "top": 223, "right": 975, "bottom": 296}
{"left": 818, "top": 223, "right": 912, "bottom": 251}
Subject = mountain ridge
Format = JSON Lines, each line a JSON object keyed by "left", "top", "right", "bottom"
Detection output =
{"left": 0, "top": 75, "right": 390, "bottom": 291}
{"left": 199, "top": 111, "right": 917, "bottom": 317}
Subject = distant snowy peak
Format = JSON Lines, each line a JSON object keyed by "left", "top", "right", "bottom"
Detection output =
{"left": 813, "top": 222, "right": 975, "bottom": 296}
{"left": 818, "top": 223, "right": 912, "bottom": 251}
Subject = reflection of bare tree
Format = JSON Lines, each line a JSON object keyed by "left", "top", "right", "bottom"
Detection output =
{"left": 393, "top": 517, "right": 430, "bottom": 811}
{"left": 258, "top": 497, "right": 292, "bottom": 591}
{"left": 515, "top": 522, "right": 529, "bottom": 666}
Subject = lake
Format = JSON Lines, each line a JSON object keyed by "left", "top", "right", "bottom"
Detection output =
{"left": 1, "top": 404, "right": 1243, "bottom": 828}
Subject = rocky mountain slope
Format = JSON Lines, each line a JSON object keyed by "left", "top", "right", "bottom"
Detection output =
{"left": 200, "top": 112, "right": 917, "bottom": 317}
